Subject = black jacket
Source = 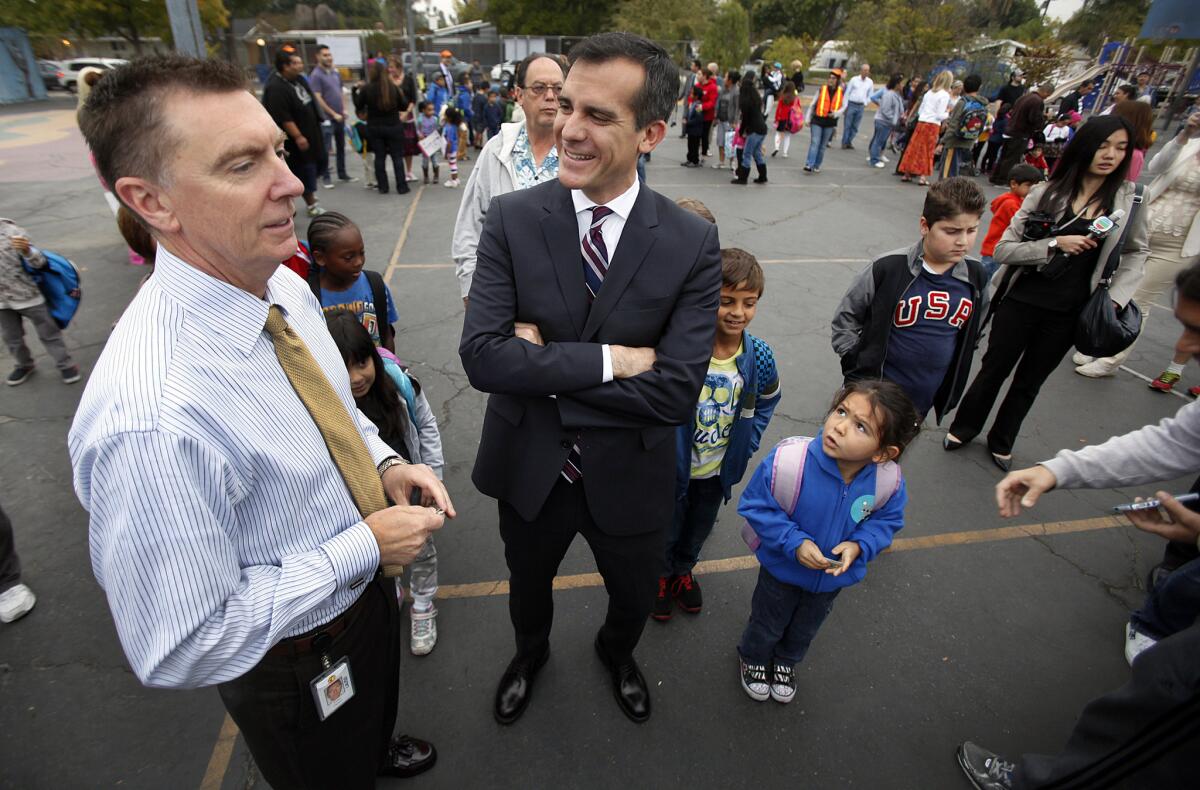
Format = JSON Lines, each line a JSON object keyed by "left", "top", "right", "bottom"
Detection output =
{"left": 739, "top": 86, "right": 767, "bottom": 136}
{"left": 831, "top": 242, "right": 990, "bottom": 423}
{"left": 459, "top": 179, "right": 722, "bottom": 534}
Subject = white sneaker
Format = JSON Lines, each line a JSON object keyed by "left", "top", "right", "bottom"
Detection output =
{"left": 443, "top": 178, "right": 460, "bottom": 188}
{"left": 873, "top": 162, "right": 886, "bottom": 168}
{"left": 0, "top": 583, "right": 36, "bottom": 623}
{"left": 306, "top": 204, "right": 326, "bottom": 217}
{"left": 782, "top": 153, "right": 789, "bottom": 158}
{"left": 1075, "top": 359, "right": 1117, "bottom": 378}
{"left": 881, "top": 156, "right": 890, "bottom": 164}
{"left": 1125, "top": 623, "right": 1156, "bottom": 666}
{"left": 1072, "top": 352, "right": 1095, "bottom": 366}
{"left": 405, "top": 172, "right": 419, "bottom": 182}
{"left": 410, "top": 607, "right": 438, "bottom": 656}
{"left": 769, "top": 663, "right": 796, "bottom": 703}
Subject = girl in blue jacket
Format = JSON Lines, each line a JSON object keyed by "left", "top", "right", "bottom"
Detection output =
{"left": 737, "top": 380, "right": 920, "bottom": 704}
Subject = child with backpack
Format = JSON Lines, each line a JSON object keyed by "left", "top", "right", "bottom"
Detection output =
{"left": 935, "top": 74, "right": 987, "bottom": 180}
{"left": 771, "top": 80, "right": 802, "bottom": 158}
{"left": 1, "top": 218, "right": 81, "bottom": 386}
{"left": 324, "top": 309, "right": 444, "bottom": 655}
{"left": 655, "top": 246, "right": 782, "bottom": 620}
{"left": 442, "top": 106, "right": 462, "bottom": 188}
{"left": 306, "top": 212, "right": 398, "bottom": 352}
{"left": 416, "top": 101, "right": 442, "bottom": 185}
{"left": 737, "top": 379, "right": 919, "bottom": 703}
{"left": 831, "top": 177, "right": 990, "bottom": 422}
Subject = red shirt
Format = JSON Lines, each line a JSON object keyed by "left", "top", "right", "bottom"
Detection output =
{"left": 981, "top": 191, "right": 1023, "bottom": 257}
{"left": 280, "top": 240, "right": 313, "bottom": 279}
{"left": 700, "top": 78, "right": 718, "bottom": 122}
{"left": 774, "top": 96, "right": 799, "bottom": 123}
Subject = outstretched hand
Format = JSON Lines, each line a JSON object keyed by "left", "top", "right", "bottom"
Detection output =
{"left": 995, "top": 465, "right": 1058, "bottom": 518}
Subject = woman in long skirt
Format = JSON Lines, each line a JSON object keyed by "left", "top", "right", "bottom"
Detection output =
{"left": 898, "top": 70, "right": 954, "bottom": 185}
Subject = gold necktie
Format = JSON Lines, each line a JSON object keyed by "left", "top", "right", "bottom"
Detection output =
{"left": 265, "top": 305, "right": 401, "bottom": 576}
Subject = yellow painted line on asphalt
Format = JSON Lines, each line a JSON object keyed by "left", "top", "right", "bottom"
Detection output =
{"left": 383, "top": 185, "right": 425, "bottom": 284}
{"left": 202, "top": 513, "right": 1127, "bottom": 786}
{"left": 199, "top": 713, "right": 240, "bottom": 790}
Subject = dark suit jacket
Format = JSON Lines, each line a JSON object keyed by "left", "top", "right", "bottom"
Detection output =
{"left": 459, "top": 179, "right": 721, "bottom": 535}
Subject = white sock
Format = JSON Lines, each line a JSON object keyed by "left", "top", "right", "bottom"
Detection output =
{"left": 1167, "top": 362, "right": 1185, "bottom": 376}
{"left": 411, "top": 599, "right": 433, "bottom": 613}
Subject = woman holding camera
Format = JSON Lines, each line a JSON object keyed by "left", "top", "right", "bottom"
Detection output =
{"left": 944, "top": 115, "right": 1149, "bottom": 469}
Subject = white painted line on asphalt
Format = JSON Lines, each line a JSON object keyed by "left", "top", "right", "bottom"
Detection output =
{"left": 1118, "top": 365, "right": 1190, "bottom": 401}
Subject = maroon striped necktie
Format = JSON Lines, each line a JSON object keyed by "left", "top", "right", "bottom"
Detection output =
{"left": 562, "top": 205, "right": 614, "bottom": 483}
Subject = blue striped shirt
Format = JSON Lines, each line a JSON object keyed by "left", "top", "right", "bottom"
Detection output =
{"left": 69, "top": 247, "right": 392, "bottom": 689}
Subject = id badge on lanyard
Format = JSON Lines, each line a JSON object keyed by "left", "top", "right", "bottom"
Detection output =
{"left": 309, "top": 633, "right": 355, "bottom": 722}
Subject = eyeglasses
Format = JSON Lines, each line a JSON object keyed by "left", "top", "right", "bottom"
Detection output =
{"left": 523, "top": 83, "right": 564, "bottom": 97}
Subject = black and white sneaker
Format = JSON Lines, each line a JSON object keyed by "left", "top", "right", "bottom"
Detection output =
{"left": 956, "top": 741, "right": 1014, "bottom": 790}
{"left": 739, "top": 657, "right": 770, "bottom": 701}
{"left": 6, "top": 366, "right": 34, "bottom": 386}
{"left": 770, "top": 663, "right": 795, "bottom": 703}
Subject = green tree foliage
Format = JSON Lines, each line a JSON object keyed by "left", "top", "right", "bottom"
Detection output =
{"left": 762, "top": 34, "right": 821, "bottom": 71}
{"left": 611, "top": 0, "right": 715, "bottom": 44}
{"left": 485, "top": 0, "right": 610, "bottom": 37}
{"left": 750, "top": 0, "right": 856, "bottom": 41}
{"left": 453, "top": 0, "right": 487, "bottom": 24}
{"left": 5, "top": 0, "right": 230, "bottom": 53}
{"left": 840, "top": 0, "right": 963, "bottom": 75}
{"left": 700, "top": 2, "right": 751, "bottom": 72}
{"left": 1059, "top": 0, "right": 1151, "bottom": 48}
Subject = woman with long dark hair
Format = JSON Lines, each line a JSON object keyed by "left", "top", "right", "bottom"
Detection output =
{"left": 1113, "top": 99, "right": 1154, "bottom": 181}
{"left": 944, "top": 115, "right": 1150, "bottom": 468}
{"left": 733, "top": 71, "right": 767, "bottom": 184}
{"left": 354, "top": 59, "right": 410, "bottom": 195}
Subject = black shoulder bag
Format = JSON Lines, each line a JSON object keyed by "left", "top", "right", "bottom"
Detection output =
{"left": 1074, "top": 184, "right": 1144, "bottom": 357}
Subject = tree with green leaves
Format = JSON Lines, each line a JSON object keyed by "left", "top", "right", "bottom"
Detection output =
{"left": 1059, "top": 0, "right": 1151, "bottom": 49}
{"left": 700, "top": 2, "right": 751, "bottom": 73}
{"left": 485, "top": 0, "right": 610, "bottom": 37}
{"left": 749, "top": 0, "right": 857, "bottom": 41}
{"left": 839, "top": 0, "right": 963, "bottom": 75}
{"left": 453, "top": 0, "right": 487, "bottom": 24}
{"left": 3, "top": 0, "right": 230, "bottom": 55}
{"left": 611, "top": 0, "right": 715, "bottom": 45}
{"left": 762, "top": 34, "right": 821, "bottom": 72}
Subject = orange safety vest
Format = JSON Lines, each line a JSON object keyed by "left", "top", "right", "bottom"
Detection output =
{"left": 814, "top": 84, "right": 844, "bottom": 118}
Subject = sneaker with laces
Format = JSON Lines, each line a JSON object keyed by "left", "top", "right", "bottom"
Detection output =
{"left": 739, "top": 657, "right": 770, "bottom": 701}
{"left": 1124, "top": 622, "right": 1156, "bottom": 666}
{"left": 652, "top": 576, "right": 674, "bottom": 621}
{"left": 0, "top": 583, "right": 36, "bottom": 623}
{"left": 1072, "top": 352, "right": 1094, "bottom": 366}
{"left": 1190, "top": 385, "right": 1200, "bottom": 399}
{"left": 306, "top": 204, "right": 326, "bottom": 217}
{"left": 60, "top": 366, "right": 81, "bottom": 384}
{"left": 770, "top": 663, "right": 795, "bottom": 703}
{"left": 1075, "top": 359, "right": 1117, "bottom": 378}
{"left": 1149, "top": 371, "right": 1181, "bottom": 392}
{"left": 6, "top": 366, "right": 34, "bottom": 386}
{"left": 956, "top": 741, "right": 1014, "bottom": 790}
{"left": 672, "top": 572, "right": 702, "bottom": 613}
{"left": 443, "top": 178, "right": 460, "bottom": 188}
{"left": 410, "top": 607, "right": 438, "bottom": 656}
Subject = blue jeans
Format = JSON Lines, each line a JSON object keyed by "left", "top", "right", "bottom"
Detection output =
{"left": 806, "top": 124, "right": 837, "bottom": 169}
{"left": 664, "top": 476, "right": 724, "bottom": 576}
{"left": 868, "top": 120, "right": 893, "bottom": 164}
{"left": 841, "top": 101, "right": 865, "bottom": 145}
{"left": 741, "top": 133, "right": 765, "bottom": 168}
{"left": 738, "top": 566, "right": 840, "bottom": 667}
{"left": 320, "top": 120, "right": 349, "bottom": 179}
{"left": 1130, "top": 555, "right": 1200, "bottom": 640}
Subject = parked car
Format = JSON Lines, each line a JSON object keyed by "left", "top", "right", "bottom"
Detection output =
{"left": 57, "top": 58, "right": 127, "bottom": 92}
{"left": 490, "top": 60, "right": 519, "bottom": 88}
{"left": 37, "top": 59, "right": 62, "bottom": 90}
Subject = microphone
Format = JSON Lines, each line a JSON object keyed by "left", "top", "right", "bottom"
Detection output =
{"left": 1085, "top": 208, "right": 1125, "bottom": 241}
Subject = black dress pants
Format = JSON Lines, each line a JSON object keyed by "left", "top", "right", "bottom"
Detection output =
{"left": 499, "top": 478, "right": 666, "bottom": 664}
{"left": 686, "top": 134, "right": 701, "bottom": 164}
{"left": 368, "top": 124, "right": 408, "bottom": 195}
{"left": 701, "top": 120, "right": 713, "bottom": 156}
{"left": 1013, "top": 621, "right": 1200, "bottom": 789}
{"left": 216, "top": 578, "right": 400, "bottom": 790}
{"left": 949, "top": 298, "right": 1077, "bottom": 456}
{"left": 991, "top": 134, "right": 1029, "bottom": 184}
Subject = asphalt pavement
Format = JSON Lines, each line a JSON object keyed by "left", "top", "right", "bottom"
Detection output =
{"left": 0, "top": 95, "right": 1189, "bottom": 789}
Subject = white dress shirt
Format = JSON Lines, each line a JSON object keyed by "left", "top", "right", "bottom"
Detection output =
{"left": 570, "top": 176, "right": 641, "bottom": 383}
{"left": 69, "top": 247, "right": 392, "bottom": 689}
{"left": 844, "top": 74, "right": 874, "bottom": 104}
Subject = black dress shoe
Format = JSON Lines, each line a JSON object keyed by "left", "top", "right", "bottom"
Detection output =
{"left": 594, "top": 635, "right": 651, "bottom": 723}
{"left": 493, "top": 647, "right": 549, "bottom": 725}
{"left": 943, "top": 434, "right": 965, "bottom": 451}
{"left": 379, "top": 734, "right": 437, "bottom": 778}
{"left": 990, "top": 452, "right": 1013, "bottom": 472}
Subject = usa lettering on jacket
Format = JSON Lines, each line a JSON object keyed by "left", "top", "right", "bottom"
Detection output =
{"left": 893, "top": 291, "right": 973, "bottom": 328}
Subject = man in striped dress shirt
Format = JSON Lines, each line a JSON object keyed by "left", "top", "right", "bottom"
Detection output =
{"left": 68, "top": 56, "right": 452, "bottom": 787}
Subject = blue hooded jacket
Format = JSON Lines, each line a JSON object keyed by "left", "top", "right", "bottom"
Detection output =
{"left": 738, "top": 430, "right": 907, "bottom": 592}
{"left": 675, "top": 332, "right": 781, "bottom": 502}
{"left": 454, "top": 84, "right": 473, "bottom": 121}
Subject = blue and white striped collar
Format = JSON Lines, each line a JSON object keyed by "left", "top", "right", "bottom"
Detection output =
{"left": 153, "top": 245, "right": 289, "bottom": 356}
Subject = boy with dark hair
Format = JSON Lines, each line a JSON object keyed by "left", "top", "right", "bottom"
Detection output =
{"left": 936, "top": 74, "right": 986, "bottom": 180}
{"left": 980, "top": 163, "right": 1043, "bottom": 278}
{"left": 655, "top": 247, "right": 781, "bottom": 620}
{"left": 831, "top": 176, "right": 990, "bottom": 422}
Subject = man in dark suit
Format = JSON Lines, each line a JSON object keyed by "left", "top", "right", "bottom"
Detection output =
{"left": 460, "top": 32, "right": 721, "bottom": 725}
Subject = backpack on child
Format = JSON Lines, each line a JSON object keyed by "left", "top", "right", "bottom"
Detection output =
{"left": 20, "top": 251, "right": 82, "bottom": 329}
{"left": 307, "top": 266, "right": 388, "bottom": 323}
{"left": 788, "top": 100, "right": 805, "bottom": 134}
{"left": 740, "top": 436, "right": 901, "bottom": 551}
{"left": 956, "top": 97, "right": 988, "bottom": 142}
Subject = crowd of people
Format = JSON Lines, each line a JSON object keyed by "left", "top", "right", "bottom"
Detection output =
{"left": 1, "top": 32, "right": 1199, "bottom": 788}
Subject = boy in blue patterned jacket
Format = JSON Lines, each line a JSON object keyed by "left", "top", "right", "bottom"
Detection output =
{"left": 655, "top": 243, "right": 782, "bottom": 621}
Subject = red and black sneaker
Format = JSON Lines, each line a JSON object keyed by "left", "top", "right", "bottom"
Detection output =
{"left": 673, "top": 572, "right": 703, "bottom": 614}
{"left": 652, "top": 576, "right": 674, "bottom": 621}
{"left": 1189, "top": 385, "right": 1200, "bottom": 399}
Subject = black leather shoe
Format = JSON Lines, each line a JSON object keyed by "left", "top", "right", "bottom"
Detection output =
{"left": 379, "top": 734, "right": 437, "bottom": 778}
{"left": 493, "top": 647, "right": 549, "bottom": 725}
{"left": 594, "top": 635, "right": 651, "bottom": 723}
